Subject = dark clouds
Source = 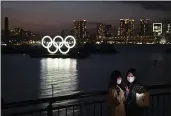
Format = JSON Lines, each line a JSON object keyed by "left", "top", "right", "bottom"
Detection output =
{"left": 123, "top": 1, "right": 171, "bottom": 12}
{"left": 1, "top": 1, "right": 171, "bottom": 34}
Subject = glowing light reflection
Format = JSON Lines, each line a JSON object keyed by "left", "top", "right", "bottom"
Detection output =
{"left": 40, "top": 58, "right": 79, "bottom": 99}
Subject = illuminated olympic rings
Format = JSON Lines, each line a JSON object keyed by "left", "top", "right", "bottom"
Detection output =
{"left": 42, "top": 35, "right": 76, "bottom": 54}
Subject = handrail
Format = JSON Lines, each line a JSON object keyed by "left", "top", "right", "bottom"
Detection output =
{"left": 4, "top": 100, "right": 107, "bottom": 116}
{"left": 2, "top": 91, "right": 107, "bottom": 109}
{"left": 4, "top": 91, "right": 171, "bottom": 116}
{"left": 147, "top": 84, "right": 171, "bottom": 90}
{"left": 150, "top": 92, "right": 170, "bottom": 96}
{"left": 2, "top": 83, "right": 170, "bottom": 109}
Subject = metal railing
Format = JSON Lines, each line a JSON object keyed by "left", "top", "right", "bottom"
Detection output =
{"left": 2, "top": 84, "right": 171, "bottom": 116}
{"left": 40, "top": 83, "right": 171, "bottom": 98}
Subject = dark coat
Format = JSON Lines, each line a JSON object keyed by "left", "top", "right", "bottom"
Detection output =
{"left": 125, "top": 80, "right": 146, "bottom": 116}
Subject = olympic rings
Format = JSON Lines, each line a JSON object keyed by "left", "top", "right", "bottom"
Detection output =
{"left": 41, "top": 35, "right": 76, "bottom": 54}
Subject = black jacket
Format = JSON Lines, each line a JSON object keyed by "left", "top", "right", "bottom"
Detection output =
{"left": 125, "top": 80, "right": 146, "bottom": 115}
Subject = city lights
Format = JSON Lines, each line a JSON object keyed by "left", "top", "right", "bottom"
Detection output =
{"left": 73, "top": 20, "right": 86, "bottom": 40}
{"left": 96, "top": 41, "right": 101, "bottom": 44}
{"left": 2, "top": 17, "right": 171, "bottom": 45}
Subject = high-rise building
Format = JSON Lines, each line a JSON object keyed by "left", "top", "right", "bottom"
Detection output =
{"left": 73, "top": 20, "right": 86, "bottom": 40}
{"left": 124, "top": 19, "right": 129, "bottom": 36}
{"left": 166, "top": 23, "right": 171, "bottom": 33}
{"left": 126, "top": 19, "right": 134, "bottom": 36}
{"left": 97, "top": 23, "right": 105, "bottom": 38}
{"left": 140, "top": 19, "right": 150, "bottom": 36}
{"left": 164, "top": 23, "right": 171, "bottom": 43}
{"left": 120, "top": 19, "right": 134, "bottom": 36}
{"left": 120, "top": 19, "right": 126, "bottom": 36}
{"left": 14, "top": 28, "right": 24, "bottom": 35}
{"left": 161, "top": 23, "right": 171, "bottom": 35}
{"left": 105, "top": 25, "right": 112, "bottom": 37}
{"left": 4, "top": 17, "right": 9, "bottom": 44}
{"left": 117, "top": 27, "right": 120, "bottom": 36}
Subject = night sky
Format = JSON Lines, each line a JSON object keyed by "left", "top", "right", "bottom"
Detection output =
{"left": 1, "top": 1, "right": 171, "bottom": 35}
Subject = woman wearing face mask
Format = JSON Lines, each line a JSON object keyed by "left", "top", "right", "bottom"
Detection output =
{"left": 125, "top": 68, "right": 147, "bottom": 116}
{"left": 108, "top": 70, "right": 126, "bottom": 116}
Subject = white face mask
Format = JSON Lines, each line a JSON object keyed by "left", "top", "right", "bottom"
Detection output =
{"left": 117, "top": 78, "right": 122, "bottom": 85}
{"left": 127, "top": 76, "right": 135, "bottom": 83}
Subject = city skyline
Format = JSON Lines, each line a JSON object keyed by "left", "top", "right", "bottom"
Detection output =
{"left": 2, "top": 17, "right": 171, "bottom": 37}
{"left": 2, "top": 1, "right": 171, "bottom": 35}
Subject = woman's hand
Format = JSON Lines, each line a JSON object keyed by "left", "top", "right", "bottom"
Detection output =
{"left": 125, "top": 86, "right": 130, "bottom": 95}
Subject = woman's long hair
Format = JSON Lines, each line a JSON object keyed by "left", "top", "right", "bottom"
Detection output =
{"left": 108, "top": 70, "right": 125, "bottom": 90}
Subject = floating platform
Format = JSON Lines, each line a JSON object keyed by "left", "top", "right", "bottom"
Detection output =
{"left": 29, "top": 53, "right": 89, "bottom": 59}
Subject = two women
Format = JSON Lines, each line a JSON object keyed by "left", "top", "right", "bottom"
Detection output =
{"left": 108, "top": 68, "right": 148, "bottom": 116}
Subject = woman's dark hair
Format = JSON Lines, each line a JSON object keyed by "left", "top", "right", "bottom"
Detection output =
{"left": 126, "top": 68, "right": 136, "bottom": 77}
{"left": 108, "top": 70, "right": 122, "bottom": 88}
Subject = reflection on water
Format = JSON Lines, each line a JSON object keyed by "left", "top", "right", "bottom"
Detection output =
{"left": 40, "top": 58, "right": 79, "bottom": 98}
{"left": 1, "top": 53, "right": 171, "bottom": 102}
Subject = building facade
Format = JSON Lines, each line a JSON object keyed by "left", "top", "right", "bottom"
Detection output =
{"left": 105, "top": 25, "right": 112, "bottom": 38}
{"left": 97, "top": 23, "right": 105, "bottom": 38}
{"left": 73, "top": 20, "right": 86, "bottom": 41}
{"left": 120, "top": 19, "right": 134, "bottom": 37}
{"left": 140, "top": 19, "right": 150, "bottom": 36}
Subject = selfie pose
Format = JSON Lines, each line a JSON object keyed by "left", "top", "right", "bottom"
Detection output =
{"left": 125, "top": 68, "right": 149, "bottom": 116}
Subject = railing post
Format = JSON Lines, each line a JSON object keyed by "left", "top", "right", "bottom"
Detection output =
{"left": 80, "top": 105, "right": 82, "bottom": 116}
{"left": 151, "top": 96, "right": 154, "bottom": 116}
{"left": 73, "top": 106, "right": 75, "bottom": 116}
{"left": 100, "top": 103, "right": 103, "bottom": 116}
{"left": 93, "top": 104, "right": 96, "bottom": 116}
{"left": 52, "top": 84, "right": 54, "bottom": 97}
{"left": 66, "top": 107, "right": 67, "bottom": 116}
{"left": 58, "top": 108, "right": 60, "bottom": 116}
{"left": 47, "top": 102, "right": 53, "bottom": 116}
{"left": 157, "top": 96, "right": 159, "bottom": 116}
{"left": 162, "top": 95, "right": 165, "bottom": 116}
